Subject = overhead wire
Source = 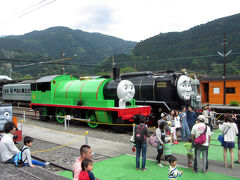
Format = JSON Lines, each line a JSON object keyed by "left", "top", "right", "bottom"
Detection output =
{"left": 0, "top": 0, "right": 56, "bottom": 26}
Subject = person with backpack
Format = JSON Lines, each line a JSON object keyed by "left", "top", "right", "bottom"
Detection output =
{"left": 191, "top": 115, "right": 211, "bottom": 174}
{"left": 134, "top": 115, "right": 149, "bottom": 171}
{"left": 0, "top": 122, "right": 19, "bottom": 164}
{"left": 79, "top": 159, "right": 95, "bottom": 180}
{"left": 21, "top": 136, "right": 49, "bottom": 167}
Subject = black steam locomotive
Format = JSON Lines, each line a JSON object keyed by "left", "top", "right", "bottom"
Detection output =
{"left": 121, "top": 71, "right": 201, "bottom": 121}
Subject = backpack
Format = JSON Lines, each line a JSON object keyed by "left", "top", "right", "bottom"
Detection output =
{"left": 14, "top": 147, "right": 29, "bottom": 167}
{"left": 134, "top": 124, "right": 146, "bottom": 144}
{"left": 194, "top": 125, "right": 207, "bottom": 146}
{"left": 79, "top": 171, "right": 90, "bottom": 180}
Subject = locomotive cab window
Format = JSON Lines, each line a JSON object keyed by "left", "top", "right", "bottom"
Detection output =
{"left": 36, "top": 82, "right": 51, "bottom": 92}
{"left": 226, "top": 87, "right": 235, "bottom": 94}
{"left": 31, "top": 83, "right": 37, "bottom": 91}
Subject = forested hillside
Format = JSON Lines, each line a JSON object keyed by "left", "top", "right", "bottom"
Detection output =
{"left": 96, "top": 13, "right": 240, "bottom": 76}
{"left": 0, "top": 26, "right": 137, "bottom": 78}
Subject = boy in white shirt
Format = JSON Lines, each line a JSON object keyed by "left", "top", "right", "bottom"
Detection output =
{"left": 22, "top": 136, "right": 49, "bottom": 167}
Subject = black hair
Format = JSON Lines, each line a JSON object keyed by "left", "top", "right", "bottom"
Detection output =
{"left": 168, "top": 156, "right": 177, "bottom": 164}
{"left": 81, "top": 159, "right": 93, "bottom": 171}
{"left": 24, "top": 136, "right": 33, "bottom": 145}
{"left": 134, "top": 114, "right": 146, "bottom": 124}
{"left": 188, "top": 137, "right": 192, "bottom": 143}
{"left": 224, "top": 113, "right": 233, "bottom": 123}
{"left": 181, "top": 106, "right": 186, "bottom": 111}
{"left": 159, "top": 121, "right": 167, "bottom": 130}
{"left": 80, "top": 145, "right": 91, "bottom": 156}
{"left": 3, "top": 122, "right": 16, "bottom": 133}
{"left": 138, "top": 115, "right": 146, "bottom": 124}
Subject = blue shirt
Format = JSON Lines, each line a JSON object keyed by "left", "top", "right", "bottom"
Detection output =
{"left": 186, "top": 111, "right": 197, "bottom": 126}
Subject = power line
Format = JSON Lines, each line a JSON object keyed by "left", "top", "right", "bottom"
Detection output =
{"left": 0, "top": 58, "right": 112, "bottom": 68}
{"left": 13, "top": 0, "right": 50, "bottom": 17}
{"left": 100, "top": 53, "right": 240, "bottom": 66}
{"left": 13, "top": 0, "right": 56, "bottom": 20}
{"left": 0, "top": 0, "right": 56, "bottom": 26}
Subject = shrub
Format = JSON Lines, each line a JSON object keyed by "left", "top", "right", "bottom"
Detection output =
{"left": 229, "top": 101, "right": 239, "bottom": 106}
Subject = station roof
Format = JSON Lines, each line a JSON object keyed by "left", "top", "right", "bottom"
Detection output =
{"left": 0, "top": 75, "right": 12, "bottom": 80}
{"left": 200, "top": 75, "right": 240, "bottom": 81}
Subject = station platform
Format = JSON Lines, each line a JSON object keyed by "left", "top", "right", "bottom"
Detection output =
{"left": 16, "top": 122, "right": 240, "bottom": 179}
{"left": 205, "top": 104, "right": 240, "bottom": 112}
{"left": 0, "top": 162, "right": 68, "bottom": 180}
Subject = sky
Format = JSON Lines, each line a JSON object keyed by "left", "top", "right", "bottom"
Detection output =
{"left": 0, "top": 0, "right": 239, "bottom": 42}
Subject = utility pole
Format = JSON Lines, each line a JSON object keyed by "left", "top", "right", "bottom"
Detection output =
{"left": 217, "top": 32, "right": 232, "bottom": 105}
{"left": 61, "top": 49, "right": 65, "bottom": 74}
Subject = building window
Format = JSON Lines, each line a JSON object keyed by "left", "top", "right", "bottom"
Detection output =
{"left": 226, "top": 87, "right": 235, "bottom": 94}
{"left": 213, "top": 87, "right": 220, "bottom": 94}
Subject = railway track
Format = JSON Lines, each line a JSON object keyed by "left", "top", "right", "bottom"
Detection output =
{"left": 31, "top": 155, "right": 73, "bottom": 174}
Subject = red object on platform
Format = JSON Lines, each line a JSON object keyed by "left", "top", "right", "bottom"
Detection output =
{"left": 132, "top": 147, "right": 136, "bottom": 152}
{"left": 13, "top": 130, "right": 22, "bottom": 142}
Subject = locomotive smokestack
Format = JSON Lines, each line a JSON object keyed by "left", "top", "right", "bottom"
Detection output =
{"left": 113, "top": 67, "right": 120, "bottom": 81}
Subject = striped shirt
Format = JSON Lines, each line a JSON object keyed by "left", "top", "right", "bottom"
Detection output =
{"left": 164, "top": 143, "right": 172, "bottom": 156}
{"left": 168, "top": 166, "right": 182, "bottom": 180}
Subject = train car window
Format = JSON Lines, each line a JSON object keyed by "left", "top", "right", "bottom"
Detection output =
{"left": 16, "top": 89, "right": 19, "bottom": 93}
{"left": 226, "top": 87, "right": 235, "bottom": 94}
{"left": 10, "top": 89, "right": 13, "bottom": 93}
{"left": 14, "top": 89, "right": 16, "bottom": 93}
{"left": 22, "top": 89, "right": 24, "bottom": 93}
{"left": 27, "top": 89, "right": 30, "bottom": 93}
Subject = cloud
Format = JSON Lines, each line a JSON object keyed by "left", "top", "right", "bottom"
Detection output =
{"left": 75, "top": 5, "right": 115, "bottom": 32}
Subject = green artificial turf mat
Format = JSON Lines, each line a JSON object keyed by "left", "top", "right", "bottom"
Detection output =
{"left": 58, "top": 170, "right": 73, "bottom": 179}
{"left": 92, "top": 154, "right": 238, "bottom": 180}
{"left": 173, "top": 129, "right": 239, "bottom": 165}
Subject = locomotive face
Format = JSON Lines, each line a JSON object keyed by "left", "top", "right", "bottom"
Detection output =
{"left": 0, "top": 106, "right": 12, "bottom": 131}
{"left": 177, "top": 75, "right": 192, "bottom": 101}
{"left": 117, "top": 80, "right": 135, "bottom": 102}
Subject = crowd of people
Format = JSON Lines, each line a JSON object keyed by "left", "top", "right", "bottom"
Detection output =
{"left": 0, "top": 105, "right": 240, "bottom": 179}
{"left": 132, "top": 105, "right": 240, "bottom": 179}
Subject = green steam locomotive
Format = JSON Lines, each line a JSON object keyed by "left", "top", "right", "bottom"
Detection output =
{"left": 30, "top": 70, "right": 151, "bottom": 130}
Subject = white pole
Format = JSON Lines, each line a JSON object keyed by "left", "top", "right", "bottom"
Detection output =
{"left": 23, "top": 111, "right": 25, "bottom": 122}
{"left": 85, "top": 131, "right": 88, "bottom": 145}
{"left": 64, "top": 116, "right": 67, "bottom": 131}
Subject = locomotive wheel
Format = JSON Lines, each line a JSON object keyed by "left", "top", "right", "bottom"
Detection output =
{"left": 55, "top": 108, "right": 66, "bottom": 123}
{"left": 86, "top": 111, "right": 98, "bottom": 128}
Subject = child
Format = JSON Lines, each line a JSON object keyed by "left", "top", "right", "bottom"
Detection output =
{"left": 156, "top": 122, "right": 167, "bottom": 167}
{"left": 184, "top": 137, "right": 194, "bottom": 168}
{"left": 164, "top": 131, "right": 172, "bottom": 166}
{"left": 168, "top": 156, "right": 182, "bottom": 180}
{"left": 79, "top": 159, "right": 95, "bottom": 180}
{"left": 22, "top": 136, "right": 49, "bottom": 167}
